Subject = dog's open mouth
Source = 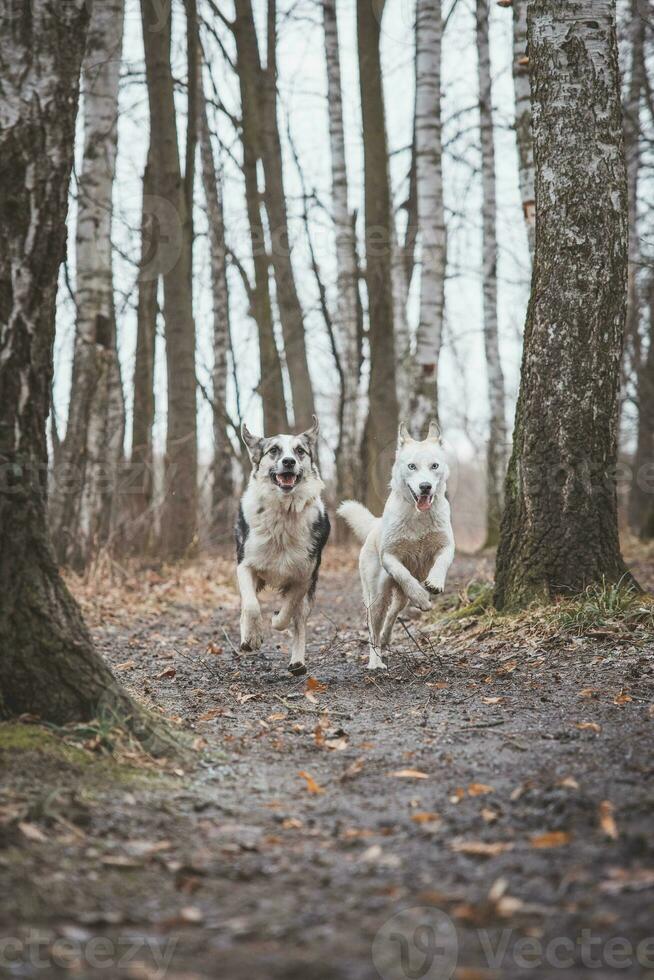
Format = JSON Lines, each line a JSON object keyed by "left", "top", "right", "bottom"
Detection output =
{"left": 410, "top": 488, "right": 434, "bottom": 512}
{"left": 273, "top": 472, "right": 300, "bottom": 493}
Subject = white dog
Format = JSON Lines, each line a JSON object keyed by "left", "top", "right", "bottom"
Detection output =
{"left": 338, "top": 420, "right": 455, "bottom": 670}
{"left": 236, "top": 415, "right": 330, "bottom": 675}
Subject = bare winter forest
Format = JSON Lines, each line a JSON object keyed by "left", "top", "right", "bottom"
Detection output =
{"left": 1, "top": 0, "right": 654, "bottom": 977}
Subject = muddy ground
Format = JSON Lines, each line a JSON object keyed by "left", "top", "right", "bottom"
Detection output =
{"left": 1, "top": 551, "right": 654, "bottom": 980}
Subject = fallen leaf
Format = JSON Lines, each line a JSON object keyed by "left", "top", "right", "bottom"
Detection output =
{"left": 614, "top": 691, "right": 632, "bottom": 706}
{"left": 558, "top": 776, "right": 579, "bottom": 790}
{"left": 576, "top": 721, "right": 601, "bottom": 733}
{"left": 481, "top": 697, "right": 502, "bottom": 705}
{"left": 206, "top": 643, "right": 223, "bottom": 655}
{"left": 281, "top": 817, "right": 303, "bottom": 829}
{"left": 530, "top": 831, "right": 571, "bottom": 849}
{"left": 411, "top": 812, "right": 440, "bottom": 825}
{"left": 157, "top": 667, "right": 176, "bottom": 680}
{"left": 389, "top": 769, "right": 429, "bottom": 780}
{"left": 198, "top": 708, "right": 221, "bottom": 722}
{"left": 451, "top": 840, "right": 514, "bottom": 857}
{"left": 599, "top": 868, "right": 654, "bottom": 894}
{"left": 115, "top": 660, "right": 136, "bottom": 671}
{"left": 18, "top": 822, "right": 47, "bottom": 843}
{"left": 306, "top": 677, "right": 327, "bottom": 693}
{"left": 341, "top": 758, "right": 365, "bottom": 781}
{"left": 599, "top": 801, "right": 618, "bottom": 840}
{"left": 468, "top": 783, "right": 494, "bottom": 797}
{"left": 481, "top": 808, "right": 499, "bottom": 824}
{"left": 325, "top": 736, "right": 348, "bottom": 751}
{"left": 297, "top": 771, "right": 324, "bottom": 795}
{"left": 450, "top": 787, "right": 466, "bottom": 804}
{"left": 578, "top": 688, "right": 599, "bottom": 699}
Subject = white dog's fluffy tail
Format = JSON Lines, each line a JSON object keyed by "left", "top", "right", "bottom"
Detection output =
{"left": 337, "top": 500, "right": 377, "bottom": 542}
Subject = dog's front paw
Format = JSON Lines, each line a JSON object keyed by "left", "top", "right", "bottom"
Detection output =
{"left": 424, "top": 577, "right": 445, "bottom": 596}
{"left": 240, "top": 614, "right": 263, "bottom": 652}
{"left": 409, "top": 584, "right": 432, "bottom": 612}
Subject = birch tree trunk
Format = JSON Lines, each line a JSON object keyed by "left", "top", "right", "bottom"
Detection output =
{"left": 391, "top": 227, "right": 412, "bottom": 421}
{"left": 625, "top": 1, "right": 647, "bottom": 531}
{"left": 141, "top": 0, "right": 198, "bottom": 560}
{"left": 261, "top": 0, "right": 315, "bottom": 429}
{"left": 0, "top": 0, "right": 165, "bottom": 744}
{"left": 323, "top": 0, "right": 362, "bottom": 500}
{"left": 48, "top": 0, "right": 125, "bottom": 569}
{"left": 411, "top": 0, "right": 446, "bottom": 435}
{"left": 494, "top": 0, "right": 632, "bottom": 609}
{"left": 477, "top": 0, "right": 507, "bottom": 547}
{"left": 198, "top": 69, "right": 234, "bottom": 541}
{"left": 233, "top": 0, "right": 289, "bottom": 434}
{"left": 357, "top": 0, "right": 399, "bottom": 511}
{"left": 511, "top": 0, "right": 535, "bottom": 255}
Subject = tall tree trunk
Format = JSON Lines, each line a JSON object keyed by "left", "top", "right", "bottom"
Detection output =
{"left": 477, "top": 0, "right": 507, "bottom": 547}
{"left": 48, "top": 0, "right": 125, "bottom": 570}
{"left": 323, "top": 0, "right": 362, "bottom": 500}
{"left": 625, "top": 0, "right": 647, "bottom": 531}
{"left": 511, "top": 0, "right": 535, "bottom": 255}
{"left": 411, "top": 0, "right": 446, "bottom": 435}
{"left": 357, "top": 0, "right": 399, "bottom": 512}
{"left": 233, "top": 0, "right": 289, "bottom": 434}
{"left": 198, "top": 67, "right": 234, "bottom": 542}
{"left": 261, "top": 0, "right": 315, "bottom": 429}
{"left": 141, "top": 0, "right": 198, "bottom": 560}
{"left": 494, "top": 0, "right": 632, "bottom": 610}
{"left": 124, "top": 151, "right": 158, "bottom": 555}
{"left": 391, "top": 226, "right": 412, "bottom": 421}
{"left": 0, "top": 0, "right": 164, "bottom": 745}
{"left": 635, "top": 274, "right": 654, "bottom": 540}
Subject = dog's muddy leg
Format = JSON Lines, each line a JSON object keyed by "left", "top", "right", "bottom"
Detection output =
{"left": 237, "top": 564, "right": 263, "bottom": 652}
{"left": 382, "top": 553, "right": 431, "bottom": 612}
{"left": 288, "top": 598, "right": 310, "bottom": 675}
{"left": 365, "top": 576, "right": 393, "bottom": 670}
{"left": 272, "top": 587, "right": 303, "bottom": 632}
{"left": 379, "top": 588, "right": 407, "bottom": 651}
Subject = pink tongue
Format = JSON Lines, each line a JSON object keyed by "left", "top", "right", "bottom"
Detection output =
{"left": 278, "top": 474, "right": 296, "bottom": 487}
{"left": 416, "top": 495, "right": 432, "bottom": 512}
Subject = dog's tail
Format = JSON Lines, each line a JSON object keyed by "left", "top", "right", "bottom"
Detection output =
{"left": 337, "top": 500, "right": 378, "bottom": 543}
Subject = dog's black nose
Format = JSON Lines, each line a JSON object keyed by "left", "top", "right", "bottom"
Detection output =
{"left": 419, "top": 482, "right": 432, "bottom": 494}
{"left": 282, "top": 457, "right": 296, "bottom": 469}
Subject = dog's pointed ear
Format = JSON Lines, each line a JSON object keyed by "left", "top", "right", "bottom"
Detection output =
{"left": 300, "top": 414, "right": 320, "bottom": 450}
{"left": 241, "top": 422, "right": 265, "bottom": 463}
{"left": 398, "top": 421, "right": 413, "bottom": 447}
{"left": 426, "top": 420, "right": 441, "bottom": 442}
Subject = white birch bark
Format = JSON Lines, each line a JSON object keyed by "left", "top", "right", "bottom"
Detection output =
{"left": 391, "top": 224, "right": 412, "bottom": 420}
{"left": 412, "top": 0, "right": 447, "bottom": 435}
{"left": 477, "top": 0, "right": 507, "bottom": 545}
{"left": 512, "top": 0, "right": 535, "bottom": 255}
{"left": 198, "top": 68, "right": 234, "bottom": 539}
{"left": 49, "top": 0, "right": 125, "bottom": 567}
{"left": 323, "top": 0, "right": 362, "bottom": 498}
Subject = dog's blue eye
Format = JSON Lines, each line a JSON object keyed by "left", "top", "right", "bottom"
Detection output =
{"left": 408, "top": 463, "right": 417, "bottom": 471}
{"left": 431, "top": 463, "right": 439, "bottom": 470}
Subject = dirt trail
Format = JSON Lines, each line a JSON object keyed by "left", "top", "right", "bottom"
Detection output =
{"left": 1, "top": 554, "right": 654, "bottom": 979}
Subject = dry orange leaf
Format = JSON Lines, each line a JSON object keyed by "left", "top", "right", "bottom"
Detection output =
{"left": 468, "top": 783, "right": 494, "bottom": 797}
{"left": 306, "top": 677, "right": 327, "bottom": 693}
{"left": 614, "top": 692, "right": 632, "bottom": 706}
{"left": 481, "top": 697, "right": 502, "bottom": 705}
{"left": 115, "top": 660, "right": 136, "bottom": 672}
{"left": 198, "top": 708, "right": 221, "bottom": 721}
{"left": 411, "top": 812, "right": 440, "bottom": 824}
{"left": 599, "top": 801, "right": 618, "bottom": 840}
{"left": 451, "top": 840, "right": 514, "bottom": 857}
{"left": 389, "top": 769, "right": 429, "bottom": 780}
{"left": 481, "top": 808, "right": 499, "bottom": 824}
{"left": 558, "top": 776, "right": 579, "bottom": 790}
{"left": 297, "top": 770, "right": 325, "bottom": 795}
{"left": 450, "top": 787, "right": 466, "bottom": 804}
{"left": 576, "top": 721, "right": 601, "bottom": 733}
{"left": 530, "top": 831, "right": 571, "bottom": 849}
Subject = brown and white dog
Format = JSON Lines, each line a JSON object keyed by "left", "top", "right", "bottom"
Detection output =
{"left": 235, "top": 416, "right": 330, "bottom": 675}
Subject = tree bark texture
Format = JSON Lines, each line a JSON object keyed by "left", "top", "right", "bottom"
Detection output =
{"left": 261, "top": 0, "right": 315, "bottom": 430}
{"left": 233, "top": 0, "right": 289, "bottom": 434}
{"left": 477, "top": 0, "right": 507, "bottom": 547}
{"left": 494, "top": 0, "right": 632, "bottom": 609}
{"left": 141, "top": 0, "right": 198, "bottom": 559}
{"left": 48, "top": 0, "right": 125, "bottom": 570}
{"left": 511, "top": 0, "right": 535, "bottom": 255}
{"left": 412, "top": 0, "right": 447, "bottom": 435}
{"left": 198, "top": 68, "right": 235, "bottom": 541}
{"left": 324, "top": 0, "right": 362, "bottom": 500}
{"left": 357, "top": 0, "right": 399, "bottom": 512}
{"left": 0, "top": 0, "right": 164, "bottom": 743}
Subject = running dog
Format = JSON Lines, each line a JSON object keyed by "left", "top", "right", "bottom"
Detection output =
{"left": 236, "top": 415, "right": 330, "bottom": 675}
{"left": 338, "top": 420, "right": 454, "bottom": 670}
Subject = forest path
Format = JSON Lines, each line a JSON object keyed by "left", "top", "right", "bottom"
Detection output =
{"left": 2, "top": 554, "right": 653, "bottom": 979}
